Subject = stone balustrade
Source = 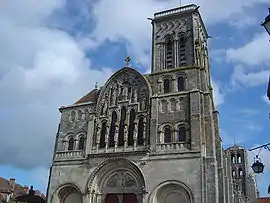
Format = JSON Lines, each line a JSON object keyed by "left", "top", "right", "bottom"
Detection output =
{"left": 156, "top": 142, "right": 186, "bottom": 152}
{"left": 55, "top": 150, "right": 84, "bottom": 160}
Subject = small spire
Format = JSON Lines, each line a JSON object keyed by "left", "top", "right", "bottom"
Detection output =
{"left": 124, "top": 56, "right": 131, "bottom": 67}
{"left": 95, "top": 82, "right": 98, "bottom": 89}
{"left": 234, "top": 138, "right": 236, "bottom": 145}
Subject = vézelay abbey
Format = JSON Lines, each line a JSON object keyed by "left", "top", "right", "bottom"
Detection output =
{"left": 46, "top": 4, "right": 257, "bottom": 203}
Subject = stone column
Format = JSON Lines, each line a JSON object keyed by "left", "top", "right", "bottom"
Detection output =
{"left": 203, "top": 94, "right": 219, "bottom": 203}
{"left": 174, "top": 39, "right": 178, "bottom": 67}
{"left": 143, "top": 119, "right": 147, "bottom": 147}
{"left": 95, "top": 124, "right": 101, "bottom": 153}
{"left": 86, "top": 116, "right": 95, "bottom": 155}
{"left": 114, "top": 125, "right": 119, "bottom": 152}
{"left": 124, "top": 124, "right": 128, "bottom": 151}
{"left": 105, "top": 125, "right": 109, "bottom": 152}
{"left": 133, "top": 122, "right": 138, "bottom": 150}
{"left": 150, "top": 97, "right": 158, "bottom": 152}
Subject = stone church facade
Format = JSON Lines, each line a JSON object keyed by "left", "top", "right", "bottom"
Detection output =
{"left": 46, "top": 4, "right": 257, "bottom": 203}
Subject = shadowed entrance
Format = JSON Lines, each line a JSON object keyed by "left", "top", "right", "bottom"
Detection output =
{"left": 105, "top": 194, "right": 137, "bottom": 203}
{"left": 87, "top": 158, "right": 146, "bottom": 203}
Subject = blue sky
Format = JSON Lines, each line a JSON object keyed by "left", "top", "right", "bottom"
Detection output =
{"left": 0, "top": 0, "right": 270, "bottom": 197}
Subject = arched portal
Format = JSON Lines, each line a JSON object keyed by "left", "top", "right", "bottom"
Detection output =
{"left": 88, "top": 158, "right": 146, "bottom": 203}
{"left": 51, "top": 184, "right": 83, "bottom": 203}
{"left": 149, "top": 181, "right": 193, "bottom": 203}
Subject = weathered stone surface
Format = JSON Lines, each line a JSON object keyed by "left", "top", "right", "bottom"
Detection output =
{"left": 46, "top": 5, "right": 256, "bottom": 203}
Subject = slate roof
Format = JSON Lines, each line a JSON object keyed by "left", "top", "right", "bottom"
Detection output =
{"left": 254, "top": 198, "right": 270, "bottom": 203}
{"left": 0, "top": 177, "right": 26, "bottom": 198}
{"left": 74, "top": 88, "right": 101, "bottom": 104}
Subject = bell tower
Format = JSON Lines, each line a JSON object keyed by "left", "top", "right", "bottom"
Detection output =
{"left": 151, "top": 4, "right": 210, "bottom": 74}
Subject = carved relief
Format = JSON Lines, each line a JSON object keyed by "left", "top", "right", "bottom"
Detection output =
{"left": 97, "top": 69, "right": 150, "bottom": 116}
{"left": 106, "top": 172, "right": 136, "bottom": 188}
{"left": 155, "top": 18, "right": 190, "bottom": 41}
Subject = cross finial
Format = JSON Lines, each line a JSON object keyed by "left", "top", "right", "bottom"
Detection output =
{"left": 125, "top": 56, "right": 131, "bottom": 67}
{"left": 95, "top": 82, "right": 98, "bottom": 89}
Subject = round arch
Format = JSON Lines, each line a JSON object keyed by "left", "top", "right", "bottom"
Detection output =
{"left": 86, "top": 158, "right": 146, "bottom": 203}
{"left": 50, "top": 183, "right": 83, "bottom": 203}
{"left": 148, "top": 180, "right": 194, "bottom": 203}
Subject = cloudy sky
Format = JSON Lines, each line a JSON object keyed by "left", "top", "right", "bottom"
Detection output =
{"left": 0, "top": 0, "right": 270, "bottom": 197}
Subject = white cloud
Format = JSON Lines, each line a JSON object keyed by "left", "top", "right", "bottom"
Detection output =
{"left": 226, "top": 33, "right": 270, "bottom": 66}
{"left": 231, "top": 65, "right": 270, "bottom": 88}
{"left": 0, "top": 0, "right": 113, "bottom": 168}
{"left": 212, "top": 80, "right": 224, "bottom": 106}
{"left": 262, "top": 95, "right": 270, "bottom": 104}
{"left": 91, "top": 0, "right": 270, "bottom": 69}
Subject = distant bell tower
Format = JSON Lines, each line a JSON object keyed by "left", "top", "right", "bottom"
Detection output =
{"left": 151, "top": 4, "right": 210, "bottom": 74}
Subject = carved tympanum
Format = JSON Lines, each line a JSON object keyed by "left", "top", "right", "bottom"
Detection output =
{"left": 106, "top": 172, "right": 136, "bottom": 188}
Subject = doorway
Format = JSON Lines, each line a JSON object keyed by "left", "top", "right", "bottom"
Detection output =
{"left": 105, "top": 193, "right": 137, "bottom": 203}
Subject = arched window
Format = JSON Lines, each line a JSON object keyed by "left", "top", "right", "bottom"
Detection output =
{"left": 232, "top": 170, "right": 236, "bottom": 178}
{"left": 118, "top": 107, "right": 126, "bottom": 147}
{"left": 239, "top": 168, "right": 243, "bottom": 177}
{"left": 161, "top": 100, "right": 168, "bottom": 113}
{"left": 137, "top": 117, "right": 144, "bottom": 146}
{"left": 237, "top": 154, "right": 242, "bottom": 163}
{"left": 179, "top": 35, "right": 186, "bottom": 66}
{"left": 177, "top": 76, "right": 185, "bottom": 91}
{"left": 128, "top": 109, "right": 136, "bottom": 146}
{"left": 170, "top": 99, "right": 176, "bottom": 112}
{"left": 163, "top": 79, "right": 171, "bottom": 93}
{"left": 166, "top": 38, "right": 174, "bottom": 68}
{"left": 177, "top": 126, "right": 186, "bottom": 142}
{"left": 100, "top": 122, "right": 107, "bottom": 148}
{"left": 78, "top": 136, "right": 85, "bottom": 150}
{"left": 231, "top": 154, "right": 235, "bottom": 163}
{"left": 68, "top": 137, "right": 74, "bottom": 151}
{"left": 164, "top": 126, "right": 172, "bottom": 143}
{"left": 109, "top": 111, "right": 117, "bottom": 147}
